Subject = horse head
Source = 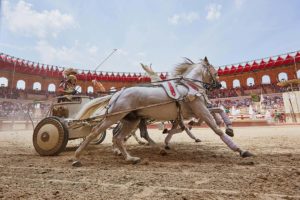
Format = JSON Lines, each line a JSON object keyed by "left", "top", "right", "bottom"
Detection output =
{"left": 201, "top": 56, "right": 222, "bottom": 90}
{"left": 172, "top": 57, "right": 221, "bottom": 90}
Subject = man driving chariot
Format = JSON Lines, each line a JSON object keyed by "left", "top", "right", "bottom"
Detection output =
{"left": 58, "top": 68, "right": 78, "bottom": 96}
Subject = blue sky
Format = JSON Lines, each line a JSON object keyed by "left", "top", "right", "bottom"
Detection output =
{"left": 1, "top": 0, "right": 300, "bottom": 73}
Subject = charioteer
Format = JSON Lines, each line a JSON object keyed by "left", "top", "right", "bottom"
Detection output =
{"left": 58, "top": 68, "right": 78, "bottom": 96}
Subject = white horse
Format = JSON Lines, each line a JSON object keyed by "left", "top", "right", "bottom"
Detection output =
{"left": 72, "top": 57, "right": 253, "bottom": 166}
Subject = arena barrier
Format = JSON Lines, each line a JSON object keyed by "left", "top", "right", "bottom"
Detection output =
{"left": 0, "top": 120, "right": 38, "bottom": 131}
{"left": 147, "top": 119, "right": 299, "bottom": 129}
{"left": 1, "top": 118, "right": 299, "bottom": 131}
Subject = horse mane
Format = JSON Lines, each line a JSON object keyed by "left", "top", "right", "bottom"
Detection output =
{"left": 172, "top": 57, "right": 196, "bottom": 76}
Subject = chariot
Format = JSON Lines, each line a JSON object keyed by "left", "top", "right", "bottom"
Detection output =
{"left": 33, "top": 95, "right": 107, "bottom": 156}
{"left": 33, "top": 59, "right": 254, "bottom": 165}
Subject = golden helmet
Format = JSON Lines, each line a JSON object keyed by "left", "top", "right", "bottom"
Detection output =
{"left": 63, "top": 68, "right": 78, "bottom": 78}
{"left": 67, "top": 74, "right": 77, "bottom": 82}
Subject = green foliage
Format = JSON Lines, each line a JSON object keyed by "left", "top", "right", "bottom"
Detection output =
{"left": 251, "top": 93, "right": 260, "bottom": 102}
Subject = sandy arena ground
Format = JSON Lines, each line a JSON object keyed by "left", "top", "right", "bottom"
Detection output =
{"left": 0, "top": 125, "right": 300, "bottom": 200}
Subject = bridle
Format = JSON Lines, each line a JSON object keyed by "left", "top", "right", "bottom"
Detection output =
{"left": 203, "top": 62, "right": 222, "bottom": 90}
{"left": 171, "top": 62, "right": 222, "bottom": 91}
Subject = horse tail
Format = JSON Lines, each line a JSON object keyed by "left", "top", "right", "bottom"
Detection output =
{"left": 75, "top": 95, "right": 113, "bottom": 120}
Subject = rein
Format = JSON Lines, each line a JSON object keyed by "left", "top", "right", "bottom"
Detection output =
{"left": 151, "top": 77, "right": 212, "bottom": 86}
{"left": 105, "top": 75, "right": 216, "bottom": 92}
{"left": 69, "top": 77, "right": 215, "bottom": 128}
{"left": 69, "top": 99, "right": 178, "bottom": 126}
{"left": 141, "top": 77, "right": 214, "bottom": 91}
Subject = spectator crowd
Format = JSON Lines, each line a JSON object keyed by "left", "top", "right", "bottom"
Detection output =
{"left": 0, "top": 81, "right": 297, "bottom": 122}
{"left": 0, "top": 100, "right": 50, "bottom": 120}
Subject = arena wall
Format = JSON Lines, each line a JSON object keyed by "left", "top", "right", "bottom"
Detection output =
{"left": 0, "top": 69, "right": 138, "bottom": 94}
{"left": 219, "top": 64, "right": 298, "bottom": 89}
{"left": 1, "top": 51, "right": 299, "bottom": 93}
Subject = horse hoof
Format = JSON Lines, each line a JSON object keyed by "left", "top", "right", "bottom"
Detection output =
{"left": 148, "top": 141, "right": 156, "bottom": 146}
{"left": 195, "top": 139, "right": 201, "bottom": 143}
{"left": 164, "top": 146, "right": 171, "bottom": 150}
{"left": 240, "top": 151, "right": 254, "bottom": 158}
{"left": 113, "top": 149, "right": 122, "bottom": 156}
{"left": 138, "top": 142, "right": 146, "bottom": 145}
{"left": 225, "top": 128, "right": 234, "bottom": 137}
{"left": 132, "top": 159, "right": 141, "bottom": 165}
{"left": 72, "top": 160, "right": 82, "bottom": 167}
{"left": 160, "top": 149, "right": 168, "bottom": 156}
{"left": 126, "top": 157, "right": 141, "bottom": 164}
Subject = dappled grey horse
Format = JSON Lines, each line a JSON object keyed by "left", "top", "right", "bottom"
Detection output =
{"left": 138, "top": 63, "right": 232, "bottom": 149}
{"left": 72, "top": 57, "right": 253, "bottom": 166}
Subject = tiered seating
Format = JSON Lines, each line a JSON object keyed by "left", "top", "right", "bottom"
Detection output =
{"left": 0, "top": 53, "right": 170, "bottom": 83}
{"left": 217, "top": 51, "right": 300, "bottom": 76}
{"left": 1, "top": 51, "right": 299, "bottom": 83}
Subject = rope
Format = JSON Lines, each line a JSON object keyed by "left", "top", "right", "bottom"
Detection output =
{"left": 69, "top": 78, "right": 208, "bottom": 126}
{"left": 108, "top": 77, "right": 212, "bottom": 92}
{"left": 70, "top": 99, "right": 178, "bottom": 125}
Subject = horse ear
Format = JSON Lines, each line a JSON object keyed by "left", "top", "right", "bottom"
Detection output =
{"left": 204, "top": 56, "right": 208, "bottom": 63}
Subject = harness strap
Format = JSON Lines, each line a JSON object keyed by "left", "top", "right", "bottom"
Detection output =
{"left": 107, "top": 77, "right": 214, "bottom": 92}
{"left": 186, "top": 81, "right": 200, "bottom": 91}
{"left": 167, "top": 81, "right": 177, "bottom": 97}
{"left": 104, "top": 88, "right": 126, "bottom": 116}
{"left": 161, "top": 81, "right": 181, "bottom": 100}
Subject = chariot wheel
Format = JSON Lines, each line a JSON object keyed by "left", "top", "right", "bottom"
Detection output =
{"left": 33, "top": 117, "right": 69, "bottom": 156}
{"left": 90, "top": 131, "right": 107, "bottom": 145}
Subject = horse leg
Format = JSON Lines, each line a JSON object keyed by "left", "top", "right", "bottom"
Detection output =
{"left": 139, "top": 119, "right": 156, "bottom": 145}
{"left": 164, "top": 132, "right": 175, "bottom": 150}
{"left": 124, "top": 133, "right": 132, "bottom": 142}
{"left": 72, "top": 114, "right": 126, "bottom": 167}
{"left": 131, "top": 130, "right": 146, "bottom": 145}
{"left": 164, "top": 118, "right": 201, "bottom": 149}
{"left": 177, "top": 117, "right": 201, "bottom": 143}
{"left": 164, "top": 127, "right": 191, "bottom": 149}
{"left": 117, "top": 120, "right": 171, "bottom": 155}
{"left": 113, "top": 119, "right": 142, "bottom": 164}
{"left": 211, "top": 112, "right": 222, "bottom": 126}
{"left": 112, "top": 142, "right": 122, "bottom": 156}
{"left": 112, "top": 122, "right": 123, "bottom": 155}
{"left": 189, "top": 98, "right": 253, "bottom": 157}
{"left": 115, "top": 125, "right": 146, "bottom": 153}
{"left": 218, "top": 111, "right": 234, "bottom": 137}
{"left": 143, "top": 131, "right": 156, "bottom": 145}
{"left": 184, "top": 127, "right": 201, "bottom": 143}
{"left": 211, "top": 111, "right": 233, "bottom": 137}
{"left": 164, "top": 120, "right": 183, "bottom": 149}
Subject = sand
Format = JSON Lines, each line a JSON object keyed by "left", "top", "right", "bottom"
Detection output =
{"left": 0, "top": 126, "right": 299, "bottom": 200}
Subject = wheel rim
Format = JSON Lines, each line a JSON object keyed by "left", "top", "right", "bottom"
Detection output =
{"left": 33, "top": 117, "right": 69, "bottom": 156}
{"left": 36, "top": 124, "right": 60, "bottom": 151}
